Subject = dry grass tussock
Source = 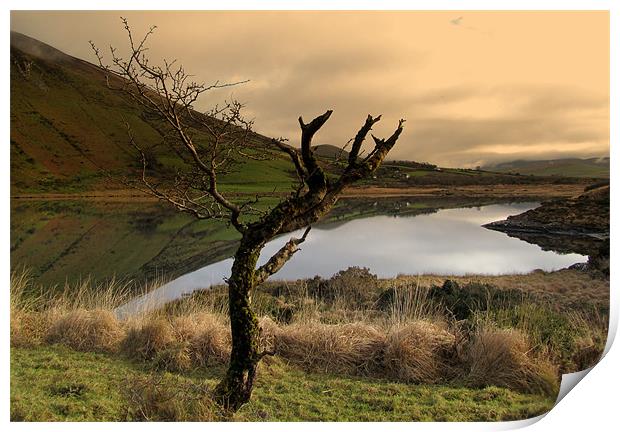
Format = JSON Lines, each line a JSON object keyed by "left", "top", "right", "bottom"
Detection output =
{"left": 171, "top": 313, "right": 230, "bottom": 366}
{"left": 384, "top": 321, "right": 457, "bottom": 383}
{"left": 466, "top": 328, "right": 558, "bottom": 396}
{"left": 121, "top": 313, "right": 230, "bottom": 371}
{"left": 9, "top": 268, "right": 163, "bottom": 348}
{"left": 122, "top": 318, "right": 176, "bottom": 361}
{"left": 10, "top": 309, "right": 52, "bottom": 348}
{"left": 273, "top": 321, "right": 385, "bottom": 375}
{"left": 10, "top": 269, "right": 48, "bottom": 347}
{"left": 46, "top": 309, "right": 123, "bottom": 353}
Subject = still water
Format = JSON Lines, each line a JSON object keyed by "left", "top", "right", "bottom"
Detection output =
{"left": 116, "top": 203, "right": 587, "bottom": 317}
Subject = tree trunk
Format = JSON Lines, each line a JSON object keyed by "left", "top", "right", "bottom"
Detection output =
{"left": 213, "top": 237, "right": 262, "bottom": 411}
{"left": 209, "top": 112, "right": 405, "bottom": 411}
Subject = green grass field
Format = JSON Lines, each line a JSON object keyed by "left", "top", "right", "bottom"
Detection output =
{"left": 10, "top": 345, "right": 554, "bottom": 422}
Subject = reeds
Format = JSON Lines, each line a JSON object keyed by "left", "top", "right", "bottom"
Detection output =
{"left": 387, "top": 280, "right": 442, "bottom": 324}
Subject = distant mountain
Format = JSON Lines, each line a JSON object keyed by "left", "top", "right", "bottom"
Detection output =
{"left": 486, "top": 158, "right": 609, "bottom": 178}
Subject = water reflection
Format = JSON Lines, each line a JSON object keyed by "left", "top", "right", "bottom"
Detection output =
{"left": 116, "top": 203, "right": 586, "bottom": 317}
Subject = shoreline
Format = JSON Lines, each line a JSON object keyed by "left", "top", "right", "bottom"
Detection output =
{"left": 10, "top": 183, "right": 588, "bottom": 201}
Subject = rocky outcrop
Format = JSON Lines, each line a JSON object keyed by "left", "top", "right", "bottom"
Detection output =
{"left": 485, "top": 184, "right": 609, "bottom": 238}
{"left": 484, "top": 184, "right": 609, "bottom": 274}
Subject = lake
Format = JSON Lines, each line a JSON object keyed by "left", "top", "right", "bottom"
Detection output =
{"left": 116, "top": 202, "right": 587, "bottom": 317}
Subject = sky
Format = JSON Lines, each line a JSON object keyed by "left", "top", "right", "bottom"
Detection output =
{"left": 10, "top": 10, "right": 610, "bottom": 167}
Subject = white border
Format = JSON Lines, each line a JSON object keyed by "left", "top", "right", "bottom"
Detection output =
{"left": 2, "top": 1, "right": 617, "bottom": 431}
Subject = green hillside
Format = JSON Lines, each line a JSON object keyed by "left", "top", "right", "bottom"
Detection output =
{"left": 10, "top": 31, "right": 597, "bottom": 198}
{"left": 10, "top": 31, "right": 296, "bottom": 195}
{"left": 487, "top": 158, "right": 609, "bottom": 178}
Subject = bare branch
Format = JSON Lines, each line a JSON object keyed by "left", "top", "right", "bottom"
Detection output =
{"left": 90, "top": 18, "right": 256, "bottom": 233}
{"left": 298, "top": 110, "right": 332, "bottom": 174}
{"left": 272, "top": 116, "right": 406, "bottom": 237}
{"left": 254, "top": 226, "right": 311, "bottom": 285}
{"left": 348, "top": 114, "right": 382, "bottom": 166}
{"left": 340, "top": 117, "right": 406, "bottom": 183}
{"left": 272, "top": 138, "right": 307, "bottom": 181}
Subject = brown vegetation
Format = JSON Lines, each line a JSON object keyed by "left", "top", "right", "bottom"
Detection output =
{"left": 392, "top": 269, "right": 609, "bottom": 313}
{"left": 10, "top": 267, "right": 607, "bottom": 400}
{"left": 46, "top": 309, "right": 123, "bottom": 353}
{"left": 466, "top": 328, "right": 558, "bottom": 396}
{"left": 274, "top": 321, "right": 385, "bottom": 376}
{"left": 384, "top": 321, "right": 456, "bottom": 384}
{"left": 122, "top": 374, "right": 223, "bottom": 421}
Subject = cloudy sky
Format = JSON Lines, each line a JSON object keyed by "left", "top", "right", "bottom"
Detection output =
{"left": 11, "top": 11, "right": 609, "bottom": 167}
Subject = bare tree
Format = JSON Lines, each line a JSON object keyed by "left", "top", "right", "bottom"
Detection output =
{"left": 92, "top": 19, "right": 405, "bottom": 410}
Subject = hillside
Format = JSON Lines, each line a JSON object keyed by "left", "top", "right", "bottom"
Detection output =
{"left": 486, "top": 158, "right": 609, "bottom": 178}
{"left": 312, "top": 144, "right": 349, "bottom": 160}
{"left": 10, "top": 32, "right": 598, "bottom": 197}
{"left": 10, "top": 31, "right": 297, "bottom": 195}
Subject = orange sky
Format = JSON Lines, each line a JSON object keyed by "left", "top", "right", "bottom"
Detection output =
{"left": 10, "top": 10, "right": 609, "bottom": 167}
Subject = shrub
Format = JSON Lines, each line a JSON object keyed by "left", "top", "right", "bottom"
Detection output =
{"left": 45, "top": 309, "right": 123, "bottom": 353}
{"left": 309, "top": 267, "right": 379, "bottom": 306}
{"left": 247, "top": 292, "right": 298, "bottom": 324}
{"left": 428, "top": 280, "right": 526, "bottom": 321}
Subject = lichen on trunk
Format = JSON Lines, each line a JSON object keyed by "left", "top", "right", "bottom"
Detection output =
{"left": 213, "top": 238, "right": 262, "bottom": 410}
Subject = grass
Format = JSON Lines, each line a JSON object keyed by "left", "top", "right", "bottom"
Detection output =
{"left": 10, "top": 345, "right": 554, "bottom": 422}
{"left": 10, "top": 266, "right": 607, "bottom": 421}
{"left": 11, "top": 346, "right": 134, "bottom": 421}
